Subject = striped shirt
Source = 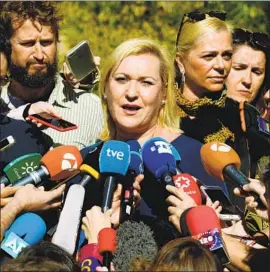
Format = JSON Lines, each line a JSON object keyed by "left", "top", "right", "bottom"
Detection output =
{"left": 0, "top": 74, "right": 104, "bottom": 149}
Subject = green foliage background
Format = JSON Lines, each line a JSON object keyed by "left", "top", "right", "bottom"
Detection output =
{"left": 56, "top": 1, "right": 270, "bottom": 70}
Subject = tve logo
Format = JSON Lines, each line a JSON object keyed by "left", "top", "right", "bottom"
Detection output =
{"left": 1, "top": 232, "right": 29, "bottom": 258}
{"left": 106, "top": 148, "right": 124, "bottom": 160}
{"left": 99, "top": 141, "right": 130, "bottom": 175}
{"left": 150, "top": 141, "right": 172, "bottom": 155}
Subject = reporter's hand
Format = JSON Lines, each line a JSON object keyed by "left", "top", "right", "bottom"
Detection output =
{"left": 81, "top": 206, "right": 111, "bottom": 244}
{"left": 1, "top": 184, "right": 22, "bottom": 207}
{"left": 26, "top": 101, "right": 61, "bottom": 127}
{"left": 12, "top": 184, "right": 65, "bottom": 211}
{"left": 234, "top": 178, "right": 268, "bottom": 221}
{"left": 166, "top": 185, "right": 197, "bottom": 232}
{"left": 63, "top": 56, "right": 101, "bottom": 88}
{"left": 96, "top": 263, "right": 115, "bottom": 272}
{"left": 63, "top": 62, "right": 80, "bottom": 88}
{"left": 205, "top": 197, "right": 223, "bottom": 217}
{"left": 110, "top": 174, "right": 143, "bottom": 227}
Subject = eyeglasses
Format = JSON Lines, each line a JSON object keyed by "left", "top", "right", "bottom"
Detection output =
{"left": 233, "top": 28, "right": 270, "bottom": 49}
{"left": 176, "top": 11, "right": 227, "bottom": 47}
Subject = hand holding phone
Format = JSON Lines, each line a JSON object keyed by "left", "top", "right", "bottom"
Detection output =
{"left": 28, "top": 114, "right": 77, "bottom": 132}
{"left": 65, "top": 40, "right": 98, "bottom": 82}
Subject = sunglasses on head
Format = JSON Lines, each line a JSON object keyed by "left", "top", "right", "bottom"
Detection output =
{"left": 233, "top": 28, "right": 270, "bottom": 49}
{"left": 176, "top": 11, "right": 227, "bottom": 47}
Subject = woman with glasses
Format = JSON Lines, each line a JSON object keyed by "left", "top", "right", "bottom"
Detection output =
{"left": 175, "top": 11, "right": 251, "bottom": 210}
{"left": 175, "top": 11, "right": 234, "bottom": 148}
{"left": 226, "top": 28, "right": 270, "bottom": 114}
{"left": 175, "top": 11, "right": 270, "bottom": 209}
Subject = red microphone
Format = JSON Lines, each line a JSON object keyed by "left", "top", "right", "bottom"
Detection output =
{"left": 180, "top": 206, "right": 221, "bottom": 236}
{"left": 173, "top": 173, "right": 202, "bottom": 205}
{"left": 12, "top": 145, "right": 83, "bottom": 186}
{"left": 98, "top": 228, "right": 116, "bottom": 271}
{"left": 180, "top": 205, "right": 230, "bottom": 265}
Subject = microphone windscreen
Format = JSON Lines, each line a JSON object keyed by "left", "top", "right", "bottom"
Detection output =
{"left": 200, "top": 142, "right": 241, "bottom": 181}
{"left": 142, "top": 137, "right": 176, "bottom": 179}
{"left": 98, "top": 228, "right": 116, "bottom": 253}
{"left": 41, "top": 145, "right": 83, "bottom": 180}
{"left": 183, "top": 206, "right": 221, "bottom": 236}
{"left": 126, "top": 140, "right": 141, "bottom": 153}
{"left": 129, "top": 151, "right": 143, "bottom": 175}
{"left": 113, "top": 221, "right": 158, "bottom": 271}
{"left": 3, "top": 153, "right": 41, "bottom": 184}
{"left": 52, "top": 184, "right": 85, "bottom": 254}
{"left": 173, "top": 174, "right": 202, "bottom": 205}
{"left": 4, "top": 212, "right": 46, "bottom": 245}
{"left": 99, "top": 140, "right": 130, "bottom": 175}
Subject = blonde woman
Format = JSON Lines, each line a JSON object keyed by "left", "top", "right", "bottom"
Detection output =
{"left": 83, "top": 38, "right": 226, "bottom": 223}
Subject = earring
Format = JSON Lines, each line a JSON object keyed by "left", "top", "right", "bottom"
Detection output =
{"left": 180, "top": 70, "right": 185, "bottom": 86}
{"left": 103, "top": 94, "right": 107, "bottom": 99}
{"left": 161, "top": 100, "right": 166, "bottom": 106}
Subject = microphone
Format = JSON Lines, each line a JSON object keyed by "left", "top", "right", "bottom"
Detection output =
{"left": 0, "top": 153, "right": 42, "bottom": 186}
{"left": 180, "top": 206, "right": 230, "bottom": 265}
{"left": 78, "top": 164, "right": 100, "bottom": 187}
{"left": 1, "top": 213, "right": 46, "bottom": 258}
{"left": 121, "top": 140, "right": 144, "bottom": 220}
{"left": 99, "top": 140, "right": 130, "bottom": 212}
{"left": 98, "top": 228, "right": 116, "bottom": 270}
{"left": 10, "top": 145, "right": 83, "bottom": 187}
{"left": 142, "top": 137, "right": 176, "bottom": 186}
{"left": 173, "top": 173, "right": 202, "bottom": 205}
{"left": 113, "top": 220, "right": 158, "bottom": 271}
{"left": 52, "top": 184, "right": 85, "bottom": 255}
{"left": 170, "top": 144, "right": 181, "bottom": 172}
{"left": 126, "top": 139, "right": 141, "bottom": 153}
{"left": 200, "top": 142, "right": 263, "bottom": 204}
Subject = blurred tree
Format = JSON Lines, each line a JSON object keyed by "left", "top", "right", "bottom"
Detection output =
{"left": 57, "top": 1, "right": 269, "bottom": 71}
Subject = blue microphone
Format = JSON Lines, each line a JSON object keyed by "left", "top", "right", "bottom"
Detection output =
{"left": 142, "top": 137, "right": 176, "bottom": 186}
{"left": 126, "top": 140, "right": 141, "bottom": 153}
{"left": 1, "top": 213, "right": 46, "bottom": 258}
{"left": 169, "top": 144, "right": 181, "bottom": 172}
{"left": 99, "top": 141, "right": 130, "bottom": 212}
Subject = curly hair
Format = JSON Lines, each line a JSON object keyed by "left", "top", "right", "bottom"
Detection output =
{"left": 0, "top": 22, "right": 11, "bottom": 65}
{"left": 1, "top": 1, "right": 62, "bottom": 41}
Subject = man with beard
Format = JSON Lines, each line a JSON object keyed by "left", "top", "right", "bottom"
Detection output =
{"left": 0, "top": 2, "right": 103, "bottom": 148}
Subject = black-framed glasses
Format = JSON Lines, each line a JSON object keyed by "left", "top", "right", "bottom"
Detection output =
{"left": 233, "top": 28, "right": 270, "bottom": 49}
{"left": 176, "top": 11, "right": 227, "bottom": 47}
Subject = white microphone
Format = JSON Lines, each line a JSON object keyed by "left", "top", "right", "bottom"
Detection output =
{"left": 52, "top": 184, "right": 85, "bottom": 254}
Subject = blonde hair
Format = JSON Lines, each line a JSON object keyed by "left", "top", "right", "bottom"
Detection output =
{"left": 176, "top": 16, "right": 233, "bottom": 59}
{"left": 99, "top": 38, "right": 179, "bottom": 141}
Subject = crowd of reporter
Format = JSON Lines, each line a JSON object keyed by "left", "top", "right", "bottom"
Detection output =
{"left": 0, "top": 1, "right": 270, "bottom": 271}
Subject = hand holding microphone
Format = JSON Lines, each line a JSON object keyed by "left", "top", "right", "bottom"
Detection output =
{"left": 166, "top": 185, "right": 197, "bottom": 232}
{"left": 82, "top": 206, "right": 112, "bottom": 244}
{"left": 12, "top": 183, "right": 65, "bottom": 212}
{"left": 200, "top": 142, "right": 264, "bottom": 207}
{"left": 110, "top": 176, "right": 143, "bottom": 227}
{"left": 1, "top": 185, "right": 22, "bottom": 207}
{"left": 234, "top": 178, "right": 268, "bottom": 221}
